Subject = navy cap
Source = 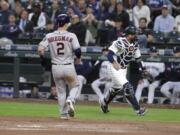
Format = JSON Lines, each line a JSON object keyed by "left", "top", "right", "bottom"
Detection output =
{"left": 173, "top": 46, "right": 180, "bottom": 53}
{"left": 150, "top": 46, "right": 157, "bottom": 53}
{"left": 102, "top": 46, "right": 109, "bottom": 51}
{"left": 162, "top": 5, "right": 168, "bottom": 9}
{"left": 33, "top": 2, "right": 40, "bottom": 8}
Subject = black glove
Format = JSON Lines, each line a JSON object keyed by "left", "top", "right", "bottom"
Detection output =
{"left": 140, "top": 69, "right": 154, "bottom": 82}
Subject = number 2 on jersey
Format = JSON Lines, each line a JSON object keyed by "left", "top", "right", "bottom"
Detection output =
{"left": 57, "top": 42, "right": 64, "bottom": 55}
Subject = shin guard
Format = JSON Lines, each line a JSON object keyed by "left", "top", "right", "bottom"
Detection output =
{"left": 124, "top": 82, "right": 140, "bottom": 111}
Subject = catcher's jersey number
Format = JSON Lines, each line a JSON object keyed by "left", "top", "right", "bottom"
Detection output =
{"left": 57, "top": 42, "right": 64, "bottom": 55}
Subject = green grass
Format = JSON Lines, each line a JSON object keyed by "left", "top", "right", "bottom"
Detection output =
{"left": 0, "top": 101, "right": 180, "bottom": 123}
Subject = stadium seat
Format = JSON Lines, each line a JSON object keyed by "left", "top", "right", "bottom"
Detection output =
{"left": 152, "top": 31, "right": 170, "bottom": 43}
{"left": 169, "top": 31, "right": 180, "bottom": 43}
{"left": 18, "top": 32, "right": 33, "bottom": 39}
{"left": 34, "top": 28, "right": 46, "bottom": 39}
{"left": 0, "top": 63, "right": 44, "bottom": 85}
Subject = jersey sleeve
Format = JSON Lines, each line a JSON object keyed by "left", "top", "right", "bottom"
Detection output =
{"left": 134, "top": 48, "right": 141, "bottom": 58}
{"left": 108, "top": 40, "right": 119, "bottom": 54}
{"left": 39, "top": 35, "right": 49, "bottom": 48}
{"left": 72, "top": 33, "right": 80, "bottom": 50}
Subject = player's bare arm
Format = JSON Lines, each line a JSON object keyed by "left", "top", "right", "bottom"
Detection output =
{"left": 112, "top": 61, "right": 121, "bottom": 70}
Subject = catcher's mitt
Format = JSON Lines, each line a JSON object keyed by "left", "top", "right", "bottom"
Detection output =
{"left": 140, "top": 70, "right": 154, "bottom": 82}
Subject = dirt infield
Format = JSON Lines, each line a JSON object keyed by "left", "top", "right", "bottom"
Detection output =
{"left": 0, "top": 98, "right": 180, "bottom": 135}
{"left": 0, "top": 116, "right": 180, "bottom": 135}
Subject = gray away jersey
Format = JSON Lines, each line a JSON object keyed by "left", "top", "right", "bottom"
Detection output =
{"left": 109, "top": 37, "right": 141, "bottom": 68}
{"left": 39, "top": 30, "right": 80, "bottom": 64}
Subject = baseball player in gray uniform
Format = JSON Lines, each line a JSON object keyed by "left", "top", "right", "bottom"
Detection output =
{"left": 38, "top": 14, "right": 81, "bottom": 120}
{"left": 100, "top": 26, "right": 147, "bottom": 116}
{"left": 135, "top": 62, "right": 165, "bottom": 104}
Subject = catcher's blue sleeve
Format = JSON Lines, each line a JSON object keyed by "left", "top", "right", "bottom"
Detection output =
{"left": 107, "top": 50, "right": 115, "bottom": 63}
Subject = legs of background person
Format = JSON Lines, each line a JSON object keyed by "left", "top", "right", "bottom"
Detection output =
{"left": 104, "top": 81, "right": 113, "bottom": 96}
{"left": 160, "top": 81, "right": 174, "bottom": 99}
{"left": 76, "top": 75, "right": 87, "bottom": 99}
{"left": 91, "top": 78, "right": 105, "bottom": 102}
{"left": 147, "top": 80, "right": 160, "bottom": 104}
{"left": 171, "top": 83, "right": 180, "bottom": 104}
{"left": 66, "top": 77, "right": 79, "bottom": 104}
{"left": 135, "top": 79, "right": 149, "bottom": 103}
{"left": 67, "top": 84, "right": 79, "bottom": 103}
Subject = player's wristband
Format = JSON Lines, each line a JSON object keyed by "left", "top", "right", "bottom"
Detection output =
{"left": 75, "top": 48, "right": 81, "bottom": 58}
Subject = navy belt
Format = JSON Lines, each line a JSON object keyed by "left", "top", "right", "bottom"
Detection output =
{"left": 52, "top": 63, "right": 72, "bottom": 65}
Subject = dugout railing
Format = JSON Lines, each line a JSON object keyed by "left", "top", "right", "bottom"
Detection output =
{"left": 0, "top": 45, "right": 179, "bottom": 103}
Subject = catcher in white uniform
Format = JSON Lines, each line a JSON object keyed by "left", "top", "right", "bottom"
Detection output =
{"left": 91, "top": 47, "right": 112, "bottom": 105}
{"left": 38, "top": 14, "right": 81, "bottom": 120}
{"left": 135, "top": 62, "right": 165, "bottom": 104}
{"left": 100, "top": 26, "right": 147, "bottom": 116}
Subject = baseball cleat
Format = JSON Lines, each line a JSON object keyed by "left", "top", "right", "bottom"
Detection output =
{"left": 66, "top": 99, "right": 75, "bottom": 117}
{"left": 136, "top": 107, "right": 147, "bottom": 116}
{"left": 99, "top": 98, "right": 109, "bottom": 113}
{"left": 60, "top": 113, "right": 69, "bottom": 120}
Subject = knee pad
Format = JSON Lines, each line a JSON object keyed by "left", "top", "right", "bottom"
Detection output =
{"left": 123, "top": 82, "right": 134, "bottom": 96}
{"left": 160, "top": 87, "right": 167, "bottom": 93}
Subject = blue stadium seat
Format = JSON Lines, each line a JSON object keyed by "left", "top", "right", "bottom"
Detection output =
{"left": 18, "top": 32, "right": 33, "bottom": 39}
{"left": 34, "top": 28, "right": 46, "bottom": 39}
{"left": 152, "top": 31, "right": 170, "bottom": 43}
{"left": 169, "top": 31, "right": 180, "bottom": 43}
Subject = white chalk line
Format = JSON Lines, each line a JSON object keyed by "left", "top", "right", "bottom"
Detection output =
{"left": 0, "top": 122, "right": 132, "bottom": 133}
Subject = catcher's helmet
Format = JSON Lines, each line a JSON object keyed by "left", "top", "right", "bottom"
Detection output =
{"left": 124, "top": 26, "right": 137, "bottom": 36}
{"left": 56, "top": 14, "right": 70, "bottom": 27}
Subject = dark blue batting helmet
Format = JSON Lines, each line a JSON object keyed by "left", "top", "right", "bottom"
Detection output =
{"left": 56, "top": 14, "right": 70, "bottom": 27}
